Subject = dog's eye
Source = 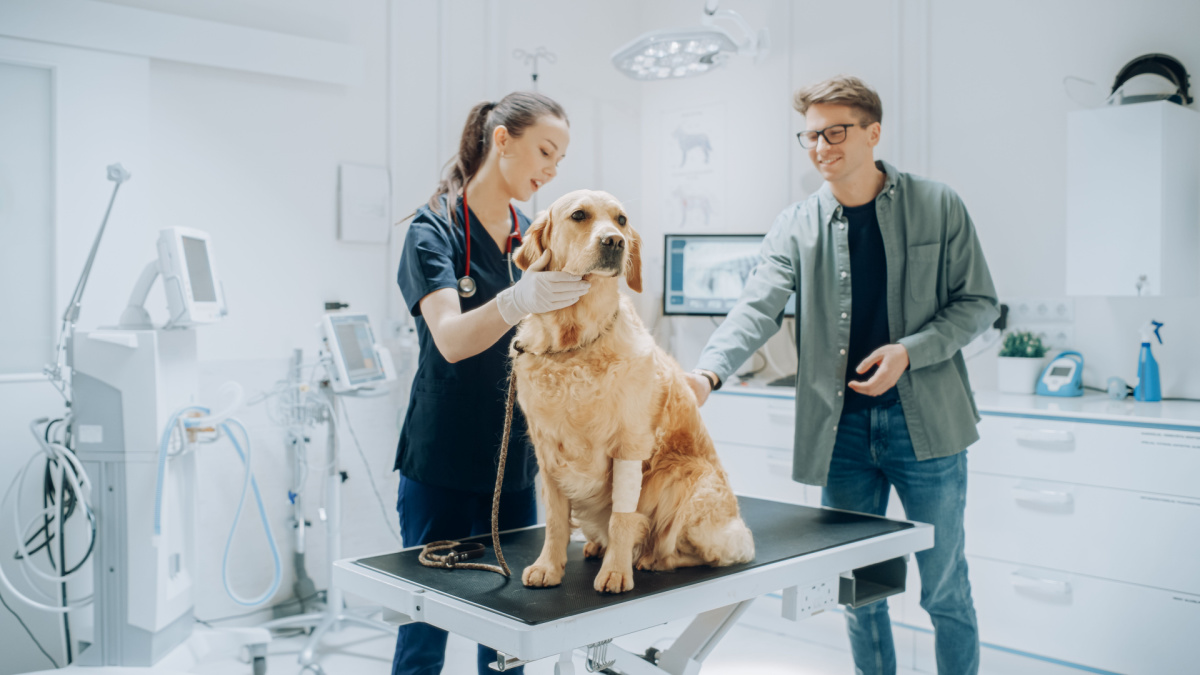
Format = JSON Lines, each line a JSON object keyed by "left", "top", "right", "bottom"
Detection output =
{"left": 571, "top": 209, "right": 587, "bottom": 222}
{"left": 617, "top": 215, "right": 627, "bottom": 227}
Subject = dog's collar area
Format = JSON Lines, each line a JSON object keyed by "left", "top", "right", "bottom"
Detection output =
{"left": 513, "top": 309, "right": 621, "bottom": 357}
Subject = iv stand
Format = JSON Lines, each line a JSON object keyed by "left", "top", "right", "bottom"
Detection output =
{"left": 513, "top": 47, "right": 556, "bottom": 215}
{"left": 258, "top": 374, "right": 396, "bottom": 675}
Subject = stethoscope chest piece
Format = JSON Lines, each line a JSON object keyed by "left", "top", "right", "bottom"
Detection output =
{"left": 457, "top": 275, "right": 477, "bottom": 298}
{"left": 454, "top": 186, "right": 520, "bottom": 300}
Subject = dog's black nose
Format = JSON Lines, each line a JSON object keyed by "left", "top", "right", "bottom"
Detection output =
{"left": 599, "top": 234, "right": 625, "bottom": 249}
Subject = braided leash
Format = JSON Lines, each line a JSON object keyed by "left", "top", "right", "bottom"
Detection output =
{"left": 416, "top": 310, "right": 619, "bottom": 577}
{"left": 418, "top": 372, "right": 516, "bottom": 577}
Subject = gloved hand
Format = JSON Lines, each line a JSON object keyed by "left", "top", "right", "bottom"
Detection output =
{"left": 496, "top": 250, "right": 590, "bottom": 325}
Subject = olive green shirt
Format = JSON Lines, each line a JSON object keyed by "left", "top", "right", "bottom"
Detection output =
{"left": 696, "top": 160, "right": 1000, "bottom": 486}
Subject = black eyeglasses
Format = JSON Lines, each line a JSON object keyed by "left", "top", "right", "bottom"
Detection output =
{"left": 796, "top": 124, "right": 860, "bottom": 149}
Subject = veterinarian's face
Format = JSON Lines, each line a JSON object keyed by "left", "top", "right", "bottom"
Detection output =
{"left": 803, "top": 103, "right": 880, "bottom": 184}
{"left": 494, "top": 114, "right": 570, "bottom": 202}
{"left": 547, "top": 191, "right": 632, "bottom": 278}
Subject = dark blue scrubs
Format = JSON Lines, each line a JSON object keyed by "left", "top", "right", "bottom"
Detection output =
{"left": 392, "top": 195, "right": 537, "bottom": 675}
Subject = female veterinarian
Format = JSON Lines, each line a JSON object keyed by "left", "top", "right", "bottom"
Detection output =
{"left": 392, "top": 91, "right": 587, "bottom": 675}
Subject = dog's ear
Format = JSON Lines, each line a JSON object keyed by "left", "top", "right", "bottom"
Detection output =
{"left": 624, "top": 227, "right": 643, "bottom": 293}
{"left": 514, "top": 208, "right": 552, "bottom": 271}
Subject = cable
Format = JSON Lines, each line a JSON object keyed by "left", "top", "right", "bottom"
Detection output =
{"left": 218, "top": 419, "right": 283, "bottom": 607}
{"left": 0, "top": 588, "right": 58, "bottom": 668}
{"left": 339, "top": 402, "right": 403, "bottom": 545}
{"left": 0, "top": 452, "right": 93, "bottom": 612}
{"left": 153, "top": 402, "right": 283, "bottom": 607}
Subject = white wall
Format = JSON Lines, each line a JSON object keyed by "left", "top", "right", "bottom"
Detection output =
{"left": 0, "top": 1, "right": 398, "bottom": 670}
{"left": 927, "top": 0, "right": 1200, "bottom": 397}
{"left": 646, "top": 0, "right": 1200, "bottom": 399}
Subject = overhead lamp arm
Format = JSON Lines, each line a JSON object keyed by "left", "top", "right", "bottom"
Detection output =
{"left": 701, "top": 6, "right": 768, "bottom": 61}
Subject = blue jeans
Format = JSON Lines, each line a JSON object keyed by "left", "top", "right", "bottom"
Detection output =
{"left": 822, "top": 401, "right": 979, "bottom": 675}
{"left": 391, "top": 475, "right": 538, "bottom": 675}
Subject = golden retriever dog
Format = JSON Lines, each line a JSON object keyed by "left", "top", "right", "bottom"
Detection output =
{"left": 510, "top": 189, "right": 754, "bottom": 594}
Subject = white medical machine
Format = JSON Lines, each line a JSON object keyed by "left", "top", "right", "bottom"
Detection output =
{"left": 68, "top": 226, "right": 273, "bottom": 668}
{"left": 319, "top": 313, "right": 396, "bottom": 393}
{"left": 119, "top": 226, "right": 227, "bottom": 329}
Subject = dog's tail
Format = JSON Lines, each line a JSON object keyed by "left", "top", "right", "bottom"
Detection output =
{"left": 709, "top": 517, "right": 755, "bottom": 566}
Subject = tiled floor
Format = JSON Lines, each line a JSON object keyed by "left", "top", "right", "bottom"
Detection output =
{"left": 186, "top": 609, "right": 924, "bottom": 675}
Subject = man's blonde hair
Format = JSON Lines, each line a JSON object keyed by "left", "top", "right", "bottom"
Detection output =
{"left": 793, "top": 76, "right": 883, "bottom": 126}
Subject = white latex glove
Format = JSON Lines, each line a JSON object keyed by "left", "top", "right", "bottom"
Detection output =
{"left": 496, "top": 250, "right": 590, "bottom": 325}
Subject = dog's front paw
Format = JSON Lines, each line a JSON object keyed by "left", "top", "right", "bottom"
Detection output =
{"left": 583, "top": 542, "right": 606, "bottom": 559}
{"left": 594, "top": 567, "right": 635, "bottom": 593}
{"left": 522, "top": 560, "right": 564, "bottom": 588}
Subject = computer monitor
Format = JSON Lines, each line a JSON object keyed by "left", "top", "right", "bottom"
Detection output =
{"left": 663, "top": 234, "right": 796, "bottom": 317}
{"left": 156, "top": 227, "right": 227, "bottom": 326}
{"left": 319, "top": 313, "right": 396, "bottom": 393}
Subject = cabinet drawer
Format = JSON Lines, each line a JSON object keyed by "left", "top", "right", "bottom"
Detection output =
{"left": 964, "top": 473, "right": 1200, "bottom": 594}
{"left": 713, "top": 441, "right": 807, "bottom": 505}
{"left": 968, "top": 557, "right": 1199, "bottom": 675}
{"left": 702, "top": 392, "right": 795, "bottom": 450}
{"left": 972, "top": 415, "right": 1200, "bottom": 498}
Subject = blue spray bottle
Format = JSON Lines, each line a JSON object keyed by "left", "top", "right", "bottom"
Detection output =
{"left": 1134, "top": 320, "right": 1163, "bottom": 402}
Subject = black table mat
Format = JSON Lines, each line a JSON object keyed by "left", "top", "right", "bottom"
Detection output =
{"left": 353, "top": 496, "right": 912, "bottom": 625}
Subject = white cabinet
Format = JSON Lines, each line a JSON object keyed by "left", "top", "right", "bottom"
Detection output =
{"left": 702, "top": 388, "right": 1200, "bottom": 674}
{"left": 1066, "top": 100, "right": 1200, "bottom": 297}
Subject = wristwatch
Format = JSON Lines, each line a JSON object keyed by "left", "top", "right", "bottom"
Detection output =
{"left": 693, "top": 369, "right": 721, "bottom": 391}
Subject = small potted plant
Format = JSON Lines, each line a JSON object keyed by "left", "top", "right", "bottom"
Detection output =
{"left": 997, "top": 331, "right": 1048, "bottom": 394}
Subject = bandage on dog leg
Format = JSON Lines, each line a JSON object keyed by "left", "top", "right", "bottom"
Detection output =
{"left": 611, "top": 459, "right": 643, "bottom": 513}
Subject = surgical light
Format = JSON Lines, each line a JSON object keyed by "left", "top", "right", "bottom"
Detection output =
{"left": 611, "top": 0, "right": 768, "bottom": 81}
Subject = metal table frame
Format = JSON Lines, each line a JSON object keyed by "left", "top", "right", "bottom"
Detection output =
{"left": 333, "top": 512, "right": 932, "bottom": 674}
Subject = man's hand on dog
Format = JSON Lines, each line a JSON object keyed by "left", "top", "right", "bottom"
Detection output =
{"left": 685, "top": 370, "right": 713, "bottom": 406}
{"left": 847, "top": 343, "right": 910, "bottom": 396}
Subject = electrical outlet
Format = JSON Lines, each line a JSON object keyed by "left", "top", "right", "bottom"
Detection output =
{"left": 1005, "top": 297, "right": 1074, "bottom": 324}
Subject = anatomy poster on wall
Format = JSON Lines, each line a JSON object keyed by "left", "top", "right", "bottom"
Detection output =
{"left": 662, "top": 104, "right": 725, "bottom": 232}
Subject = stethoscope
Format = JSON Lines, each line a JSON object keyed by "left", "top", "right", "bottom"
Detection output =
{"left": 455, "top": 187, "right": 523, "bottom": 298}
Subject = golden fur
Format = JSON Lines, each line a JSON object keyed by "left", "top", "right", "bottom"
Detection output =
{"left": 511, "top": 189, "right": 754, "bottom": 594}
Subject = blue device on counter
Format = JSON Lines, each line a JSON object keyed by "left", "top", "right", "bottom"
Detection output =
{"left": 1037, "top": 351, "right": 1084, "bottom": 397}
{"left": 1135, "top": 320, "right": 1164, "bottom": 402}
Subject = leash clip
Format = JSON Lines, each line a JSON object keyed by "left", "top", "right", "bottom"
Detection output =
{"left": 445, "top": 542, "right": 485, "bottom": 566}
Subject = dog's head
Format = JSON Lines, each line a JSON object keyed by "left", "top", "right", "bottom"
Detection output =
{"left": 513, "top": 189, "right": 642, "bottom": 293}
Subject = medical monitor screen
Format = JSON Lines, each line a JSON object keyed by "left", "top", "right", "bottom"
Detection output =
{"left": 331, "top": 317, "right": 384, "bottom": 385}
{"left": 182, "top": 236, "right": 217, "bottom": 303}
{"left": 663, "top": 234, "right": 796, "bottom": 317}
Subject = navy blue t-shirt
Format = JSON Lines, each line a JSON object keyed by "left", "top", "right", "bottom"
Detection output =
{"left": 394, "top": 195, "right": 536, "bottom": 493}
{"left": 842, "top": 200, "right": 900, "bottom": 413}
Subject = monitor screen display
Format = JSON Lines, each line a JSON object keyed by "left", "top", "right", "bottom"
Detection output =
{"left": 332, "top": 317, "right": 383, "bottom": 384}
{"left": 1050, "top": 366, "right": 1072, "bottom": 377}
{"left": 182, "top": 236, "right": 217, "bottom": 303}
{"left": 663, "top": 234, "right": 796, "bottom": 316}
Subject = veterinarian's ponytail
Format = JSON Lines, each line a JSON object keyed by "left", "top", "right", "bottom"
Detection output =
{"left": 423, "top": 91, "right": 569, "bottom": 225}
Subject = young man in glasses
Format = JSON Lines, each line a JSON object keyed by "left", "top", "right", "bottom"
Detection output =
{"left": 686, "top": 76, "right": 999, "bottom": 675}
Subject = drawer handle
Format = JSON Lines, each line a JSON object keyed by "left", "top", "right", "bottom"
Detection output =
{"left": 1012, "top": 485, "right": 1073, "bottom": 506}
{"left": 1014, "top": 429, "right": 1075, "bottom": 447}
{"left": 767, "top": 449, "right": 791, "bottom": 472}
{"left": 767, "top": 406, "right": 795, "bottom": 424}
{"left": 1011, "top": 570, "right": 1072, "bottom": 598}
